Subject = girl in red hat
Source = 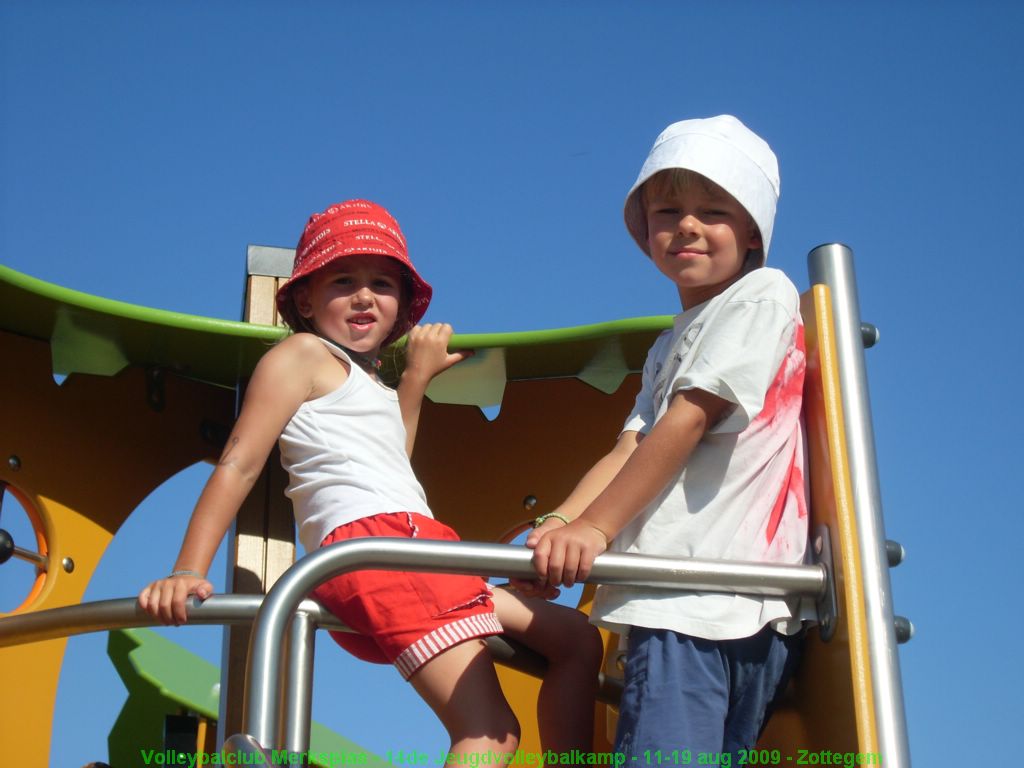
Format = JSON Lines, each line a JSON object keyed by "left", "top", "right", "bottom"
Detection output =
{"left": 139, "top": 200, "right": 601, "bottom": 758}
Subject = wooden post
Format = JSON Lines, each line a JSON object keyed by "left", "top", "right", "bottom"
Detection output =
{"left": 217, "top": 245, "right": 297, "bottom": 743}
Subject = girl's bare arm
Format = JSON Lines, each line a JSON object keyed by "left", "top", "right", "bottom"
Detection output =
{"left": 397, "top": 323, "right": 471, "bottom": 456}
{"left": 138, "top": 335, "right": 325, "bottom": 624}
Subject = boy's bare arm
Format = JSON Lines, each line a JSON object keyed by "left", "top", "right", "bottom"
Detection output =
{"left": 509, "top": 433, "right": 638, "bottom": 598}
{"left": 398, "top": 324, "right": 471, "bottom": 456}
{"left": 532, "top": 387, "right": 731, "bottom": 587}
{"left": 524, "top": 432, "right": 641, "bottom": 548}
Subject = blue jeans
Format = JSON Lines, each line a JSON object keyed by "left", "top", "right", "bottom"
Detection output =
{"left": 614, "top": 625, "right": 803, "bottom": 766}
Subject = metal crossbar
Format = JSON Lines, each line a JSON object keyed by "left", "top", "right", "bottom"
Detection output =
{"left": 0, "top": 594, "right": 345, "bottom": 646}
{"left": 0, "top": 538, "right": 825, "bottom": 756}
{"left": 238, "top": 538, "right": 826, "bottom": 751}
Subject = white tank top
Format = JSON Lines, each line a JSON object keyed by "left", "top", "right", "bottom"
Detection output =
{"left": 278, "top": 337, "right": 432, "bottom": 553}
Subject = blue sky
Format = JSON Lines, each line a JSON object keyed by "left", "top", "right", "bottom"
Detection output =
{"left": 2, "top": 1, "right": 1022, "bottom": 765}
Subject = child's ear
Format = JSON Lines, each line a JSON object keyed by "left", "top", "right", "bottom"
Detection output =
{"left": 747, "top": 228, "right": 763, "bottom": 251}
{"left": 293, "top": 284, "right": 314, "bottom": 318}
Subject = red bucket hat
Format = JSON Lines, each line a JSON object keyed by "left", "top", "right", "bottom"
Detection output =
{"left": 276, "top": 200, "right": 432, "bottom": 346}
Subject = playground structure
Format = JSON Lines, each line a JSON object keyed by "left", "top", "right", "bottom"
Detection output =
{"left": 0, "top": 244, "right": 911, "bottom": 766}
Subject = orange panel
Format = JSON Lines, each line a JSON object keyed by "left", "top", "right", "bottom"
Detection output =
{"left": 0, "top": 330, "right": 233, "bottom": 763}
{"left": 759, "top": 287, "right": 876, "bottom": 755}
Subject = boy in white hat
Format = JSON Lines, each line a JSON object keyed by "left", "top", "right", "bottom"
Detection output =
{"left": 527, "top": 116, "right": 809, "bottom": 758}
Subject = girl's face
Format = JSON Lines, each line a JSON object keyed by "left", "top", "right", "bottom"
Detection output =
{"left": 294, "top": 254, "right": 403, "bottom": 357}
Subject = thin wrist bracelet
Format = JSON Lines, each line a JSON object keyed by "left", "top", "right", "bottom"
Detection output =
{"left": 532, "top": 512, "right": 570, "bottom": 528}
{"left": 168, "top": 569, "right": 204, "bottom": 579}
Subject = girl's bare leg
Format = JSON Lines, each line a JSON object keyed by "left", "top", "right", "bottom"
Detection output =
{"left": 409, "top": 638, "right": 520, "bottom": 760}
{"left": 490, "top": 588, "right": 603, "bottom": 754}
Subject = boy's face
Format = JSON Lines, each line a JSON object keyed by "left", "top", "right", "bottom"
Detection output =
{"left": 644, "top": 173, "right": 762, "bottom": 308}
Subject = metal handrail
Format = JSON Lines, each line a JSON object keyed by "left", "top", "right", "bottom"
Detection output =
{"left": 0, "top": 594, "right": 346, "bottom": 647}
{"left": 0, "top": 593, "right": 347, "bottom": 759}
{"left": 241, "top": 537, "right": 826, "bottom": 748}
{"left": 0, "top": 587, "right": 610, "bottom": 747}
{"left": 0, "top": 539, "right": 826, "bottom": 757}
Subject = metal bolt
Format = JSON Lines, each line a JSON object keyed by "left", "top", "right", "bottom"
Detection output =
{"left": 523, "top": 495, "right": 538, "bottom": 511}
{"left": 861, "top": 322, "right": 880, "bottom": 348}
{"left": 8, "top": 455, "right": 21, "bottom": 471}
{"left": 62, "top": 557, "right": 75, "bottom": 574}
{"left": 814, "top": 536, "right": 823, "bottom": 556}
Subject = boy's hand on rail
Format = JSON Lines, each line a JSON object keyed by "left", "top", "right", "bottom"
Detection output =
{"left": 138, "top": 575, "right": 213, "bottom": 626}
{"left": 524, "top": 514, "right": 566, "bottom": 549}
{"left": 509, "top": 515, "right": 569, "bottom": 598}
{"left": 531, "top": 519, "right": 608, "bottom": 588}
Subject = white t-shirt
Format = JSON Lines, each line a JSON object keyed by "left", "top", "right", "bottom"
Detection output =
{"left": 590, "top": 268, "right": 810, "bottom": 640}
{"left": 278, "top": 338, "right": 432, "bottom": 554}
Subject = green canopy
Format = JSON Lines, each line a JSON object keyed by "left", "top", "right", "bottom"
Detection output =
{"left": 0, "top": 263, "right": 671, "bottom": 403}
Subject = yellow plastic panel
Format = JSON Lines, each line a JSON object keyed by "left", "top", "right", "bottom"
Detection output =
{"left": 760, "top": 286, "right": 877, "bottom": 755}
{"left": 0, "top": 330, "right": 233, "bottom": 763}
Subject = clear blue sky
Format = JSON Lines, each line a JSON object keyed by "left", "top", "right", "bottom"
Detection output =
{"left": 2, "top": 1, "right": 1022, "bottom": 765}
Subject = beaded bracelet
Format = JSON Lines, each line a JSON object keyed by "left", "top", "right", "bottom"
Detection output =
{"left": 168, "top": 569, "right": 204, "bottom": 579}
{"left": 532, "top": 512, "right": 570, "bottom": 528}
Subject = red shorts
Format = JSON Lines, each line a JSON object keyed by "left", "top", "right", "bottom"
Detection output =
{"left": 311, "top": 512, "right": 502, "bottom": 679}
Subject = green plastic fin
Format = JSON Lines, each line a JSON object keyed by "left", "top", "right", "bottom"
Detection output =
{"left": 51, "top": 306, "right": 130, "bottom": 378}
{"left": 426, "top": 347, "right": 508, "bottom": 409}
{"left": 106, "top": 628, "right": 388, "bottom": 767}
{"left": 576, "top": 338, "right": 630, "bottom": 394}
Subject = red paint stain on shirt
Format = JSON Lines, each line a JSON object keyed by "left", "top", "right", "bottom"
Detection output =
{"left": 759, "top": 324, "right": 807, "bottom": 543}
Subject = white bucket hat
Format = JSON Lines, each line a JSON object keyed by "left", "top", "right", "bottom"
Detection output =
{"left": 623, "top": 115, "right": 780, "bottom": 264}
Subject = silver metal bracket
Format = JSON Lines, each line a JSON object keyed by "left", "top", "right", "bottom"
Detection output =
{"left": 813, "top": 524, "right": 840, "bottom": 642}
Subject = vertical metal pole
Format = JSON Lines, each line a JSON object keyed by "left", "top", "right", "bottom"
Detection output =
{"left": 808, "top": 243, "right": 911, "bottom": 768}
{"left": 282, "top": 612, "right": 316, "bottom": 758}
{"left": 246, "top": 549, "right": 327, "bottom": 747}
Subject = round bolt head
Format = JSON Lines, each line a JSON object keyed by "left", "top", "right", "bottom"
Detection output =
{"left": 0, "top": 528, "right": 14, "bottom": 564}
{"left": 8, "top": 455, "right": 21, "bottom": 471}
{"left": 62, "top": 557, "right": 75, "bottom": 574}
